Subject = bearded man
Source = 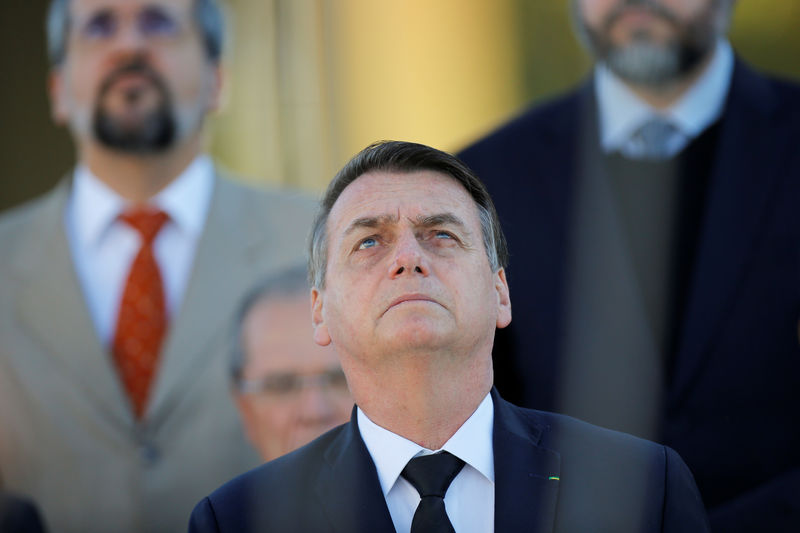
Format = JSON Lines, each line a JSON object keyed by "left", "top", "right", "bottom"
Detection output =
{"left": 459, "top": 1, "right": 800, "bottom": 531}
{"left": 0, "top": 1, "right": 314, "bottom": 532}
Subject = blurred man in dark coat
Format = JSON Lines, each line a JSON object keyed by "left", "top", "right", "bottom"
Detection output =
{"left": 459, "top": 1, "right": 800, "bottom": 531}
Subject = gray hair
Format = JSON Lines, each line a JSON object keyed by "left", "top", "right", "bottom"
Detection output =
{"left": 230, "top": 264, "right": 311, "bottom": 382}
{"left": 308, "top": 140, "right": 508, "bottom": 289}
{"left": 46, "top": 0, "right": 226, "bottom": 66}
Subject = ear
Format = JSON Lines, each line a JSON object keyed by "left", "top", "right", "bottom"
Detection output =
{"left": 494, "top": 268, "right": 512, "bottom": 329}
{"left": 233, "top": 393, "right": 258, "bottom": 447}
{"left": 310, "top": 287, "right": 331, "bottom": 346}
{"left": 48, "top": 69, "right": 69, "bottom": 125}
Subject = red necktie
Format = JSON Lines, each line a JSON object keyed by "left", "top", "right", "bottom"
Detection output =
{"left": 112, "top": 208, "right": 169, "bottom": 419}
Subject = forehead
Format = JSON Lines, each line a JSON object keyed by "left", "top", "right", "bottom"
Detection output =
{"left": 69, "top": 0, "right": 193, "bottom": 17}
{"left": 576, "top": 0, "right": 717, "bottom": 11}
{"left": 328, "top": 170, "right": 480, "bottom": 235}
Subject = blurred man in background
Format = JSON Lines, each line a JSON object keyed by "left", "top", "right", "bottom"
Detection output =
{"left": 231, "top": 265, "right": 353, "bottom": 462}
{"left": 459, "top": 0, "right": 800, "bottom": 530}
{"left": 0, "top": 1, "right": 314, "bottom": 532}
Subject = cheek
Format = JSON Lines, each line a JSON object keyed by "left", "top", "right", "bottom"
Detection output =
{"left": 165, "top": 51, "right": 214, "bottom": 100}
{"left": 251, "top": 403, "right": 290, "bottom": 432}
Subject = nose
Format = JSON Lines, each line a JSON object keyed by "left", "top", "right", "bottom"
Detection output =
{"left": 109, "top": 19, "right": 149, "bottom": 56}
{"left": 389, "top": 231, "right": 429, "bottom": 279}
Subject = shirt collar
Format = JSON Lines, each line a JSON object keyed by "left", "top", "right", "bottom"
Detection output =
{"left": 357, "top": 392, "right": 495, "bottom": 497}
{"left": 69, "top": 155, "right": 215, "bottom": 249}
{"left": 595, "top": 38, "right": 734, "bottom": 152}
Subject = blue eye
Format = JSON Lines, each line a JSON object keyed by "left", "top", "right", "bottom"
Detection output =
{"left": 435, "top": 231, "right": 453, "bottom": 239}
{"left": 358, "top": 237, "right": 378, "bottom": 250}
{"left": 139, "top": 7, "right": 179, "bottom": 37}
{"left": 82, "top": 11, "right": 116, "bottom": 39}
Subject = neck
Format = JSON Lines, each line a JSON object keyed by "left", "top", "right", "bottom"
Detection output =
{"left": 347, "top": 349, "right": 493, "bottom": 450}
{"left": 79, "top": 133, "right": 203, "bottom": 203}
{"left": 623, "top": 50, "right": 715, "bottom": 110}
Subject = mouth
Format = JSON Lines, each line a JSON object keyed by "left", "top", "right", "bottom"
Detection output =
{"left": 382, "top": 294, "right": 443, "bottom": 316}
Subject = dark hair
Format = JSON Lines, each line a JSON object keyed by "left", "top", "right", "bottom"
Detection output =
{"left": 46, "top": 0, "right": 226, "bottom": 66}
{"left": 229, "top": 264, "right": 310, "bottom": 382}
{"left": 308, "top": 140, "right": 508, "bottom": 288}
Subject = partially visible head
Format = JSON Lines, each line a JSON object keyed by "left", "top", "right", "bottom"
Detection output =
{"left": 571, "top": 0, "right": 735, "bottom": 86}
{"left": 308, "top": 140, "right": 508, "bottom": 290}
{"left": 231, "top": 265, "right": 352, "bottom": 462}
{"left": 47, "top": 0, "right": 224, "bottom": 154}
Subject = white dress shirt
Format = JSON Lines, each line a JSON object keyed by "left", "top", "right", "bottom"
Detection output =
{"left": 595, "top": 39, "right": 734, "bottom": 159}
{"left": 65, "top": 155, "right": 214, "bottom": 347}
{"left": 357, "top": 393, "right": 495, "bottom": 533}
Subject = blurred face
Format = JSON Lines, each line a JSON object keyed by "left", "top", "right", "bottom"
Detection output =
{"left": 235, "top": 295, "right": 352, "bottom": 462}
{"left": 311, "top": 170, "right": 511, "bottom": 377}
{"left": 572, "top": 0, "right": 733, "bottom": 85}
{"left": 50, "top": 0, "right": 220, "bottom": 153}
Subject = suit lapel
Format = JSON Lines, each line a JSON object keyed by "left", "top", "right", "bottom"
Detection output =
{"left": 672, "top": 61, "right": 784, "bottom": 402}
{"left": 146, "top": 176, "right": 259, "bottom": 422}
{"left": 493, "top": 390, "right": 561, "bottom": 533}
{"left": 315, "top": 409, "right": 396, "bottom": 533}
{"left": 13, "top": 180, "right": 133, "bottom": 429}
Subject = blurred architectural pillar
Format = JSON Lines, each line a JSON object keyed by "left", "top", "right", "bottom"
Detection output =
{"left": 210, "top": 0, "right": 523, "bottom": 191}
{"left": 326, "top": 0, "right": 523, "bottom": 161}
{"left": 211, "top": 0, "right": 332, "bottom": 190}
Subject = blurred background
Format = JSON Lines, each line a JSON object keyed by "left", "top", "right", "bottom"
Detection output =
{"left": 1, "top": 0, "right": 798, "bottom": 211}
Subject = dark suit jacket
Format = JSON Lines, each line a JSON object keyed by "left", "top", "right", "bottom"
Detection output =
{"left": 458, "top": 61, "right": 800, "bottom": 531}
{"left": 0, "top": 493, "right": 46, "bottom": 533}
{"left": 188, "top": 389, "right": 708, "bottom": 532}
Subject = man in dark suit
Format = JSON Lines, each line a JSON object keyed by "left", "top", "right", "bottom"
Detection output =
{"left": 458, "top": 1, "right": 800, "bottom": 531}
{"left": 188, "top": 141, "right": 709, "bottom": 532}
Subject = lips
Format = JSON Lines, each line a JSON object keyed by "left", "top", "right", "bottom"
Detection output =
{"left": 382, "top": 293, "right": 442, "bottom": 316}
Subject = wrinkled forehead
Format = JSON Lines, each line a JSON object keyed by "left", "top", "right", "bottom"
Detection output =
{"left": 69, "top": 0, "right": 193, "bottom": 19}
{"left": 327, "top": 169, "right": 481, "bottom": 237}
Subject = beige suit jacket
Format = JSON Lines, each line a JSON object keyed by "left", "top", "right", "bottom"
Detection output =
{"left": 0, "top": 172, "right": 317, "bottom": 533}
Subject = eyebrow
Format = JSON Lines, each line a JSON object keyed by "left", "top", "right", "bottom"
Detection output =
{"left": 342, "top": 212, "right": 467, "bottom": 237}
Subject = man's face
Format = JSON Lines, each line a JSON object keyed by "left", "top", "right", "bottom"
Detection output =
{"left": 235, "top": 295, "right": 353, "bottom": 462}
{"left": 573, "top": 0, "right": 732, "bottom": 85}
{"left": 50, "top": 0, "right": 220, "bottom": 153}
{"left": 311, "top": 170, "right": 511, "bottom": 375}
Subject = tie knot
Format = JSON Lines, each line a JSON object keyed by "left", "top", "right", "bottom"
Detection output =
{"left": 401, "top": 451, "right": 465, "bottom": 498}
{"left": 631, "top": 117, "right": 680, "bottom": 160}
{"left": 120, "top": 208, "right": 169, "bottom": 244}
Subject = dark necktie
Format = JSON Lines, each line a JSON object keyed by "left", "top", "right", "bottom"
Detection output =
{"left": 401, "top": 451, "right": 465, "bottom": 533}
{"left": 112, "top": 208, "right": 169, "bottom": 419}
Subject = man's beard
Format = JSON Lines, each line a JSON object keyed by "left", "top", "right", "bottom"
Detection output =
{"left": 574, "top": 0, "right": 724, "bottom": 87}
{"left": 92, "top": 60, "right": 176, "bottom": 153}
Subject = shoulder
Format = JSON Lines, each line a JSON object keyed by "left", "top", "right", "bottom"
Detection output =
{"left": 526, "top": 405, "right": 669, "bottom": 465}
{"left": 501, "top": 403, "right": 708, "bottom": 530}
{"left": 189, "top": 424, "right": 347, "bottom": 532}
{"left": 729, "top": 59, "right": 800, "bottom": 119}
{"left": 498, "top": 397, "right": 681, "bottom": 488}
{"left": 0, "top": 183, "right": 67, "bottom": 269}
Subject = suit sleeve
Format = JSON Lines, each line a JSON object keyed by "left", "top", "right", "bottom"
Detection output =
{"left": 661, "top": 446, "right": 710, "bottom": 533}
{"left": 187, "top": 497, "right": 221, "bottom": 533}
{"left": 707, "top": 467, "right": 800, "bottom": 533}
